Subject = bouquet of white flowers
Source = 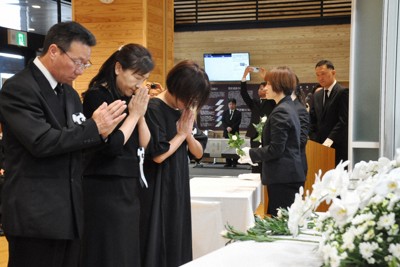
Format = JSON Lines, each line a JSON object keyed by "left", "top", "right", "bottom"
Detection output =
{"left": 288, "top": 150, "right": 400, "bottom": 267}
{"left": 223, "top": 149, "right": 400, "bottom": 267}
{"left": 227, "top": 132, "right": 245, "bottom": 156}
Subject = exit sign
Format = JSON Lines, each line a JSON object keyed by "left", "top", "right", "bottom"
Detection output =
{"left": 7, "top": 29, "right": 28, "bottom": 47}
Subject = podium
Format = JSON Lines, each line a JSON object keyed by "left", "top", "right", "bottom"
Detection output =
{"left": 304, "top": 140, "right": 336, "bottom": 211}
{"left": 262, "top": 140, "right": 335, "bottom": 215}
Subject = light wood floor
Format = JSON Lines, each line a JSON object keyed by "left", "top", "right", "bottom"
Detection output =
{"left": 0, "top": 236, "right": 8, "bottom": 267}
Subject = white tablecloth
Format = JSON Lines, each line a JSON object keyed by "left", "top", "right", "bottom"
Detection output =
{"left": 190, "top": 176, "right": 262, "bottom": 258}
{"left": 182, "top": 236, "right": 323, "bottom": 267}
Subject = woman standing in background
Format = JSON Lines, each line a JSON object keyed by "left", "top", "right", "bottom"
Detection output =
{"left": 81, "top": 43, "right": 154, "bottom": 267}
{"left": 293, "top": 77, "right": 310, "bottom": 176}
{"left": 240, "top": 66, "right": 305, "bottom": 216}
{"left": 140, "top": 60, "right": 211, "bottom": 267}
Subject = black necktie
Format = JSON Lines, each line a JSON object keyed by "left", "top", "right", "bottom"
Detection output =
{"left": 323, "top": 89, "right": 329, "bottom": 106}
{"left": 55, "top": 83, "right": 66, "bottom": 111}
{"left": 55, "top": 83, "right": 63, "bottom": 97}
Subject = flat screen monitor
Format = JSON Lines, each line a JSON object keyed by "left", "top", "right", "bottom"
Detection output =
{"left": 203, "top": 53, "right": 250, "bottom": 82}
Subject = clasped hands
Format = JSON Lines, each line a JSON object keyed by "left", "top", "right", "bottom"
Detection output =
{"left": 237, "top": 147, "right": 257, "bottom": 166}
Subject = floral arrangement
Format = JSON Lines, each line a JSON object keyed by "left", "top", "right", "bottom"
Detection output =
{"left": 252, "top": 116, "right": 267, "bottom": 142}
{"left": 227, "top": 132, "right": 245, "bottom": 156}
{"left": 223, "top": 149, "right": 400, "bottom": 267}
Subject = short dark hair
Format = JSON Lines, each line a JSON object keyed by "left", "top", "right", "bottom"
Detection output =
{"left": 315, "top": 60, "right": 335, "bottom": 70}
{"left": 42, "top": 21, "right": 96, "bottom": 54}
{"left": 228, "top": 98, "right": 236, "bottom": 104}
{"left": 86, "top": 43, "right": 154, "bottom": 97}
{"left": 264, "top": 66, "right": 296, "bottom": 96}
{"left": 166, "top": 60, "right": 211, "bottom": 110}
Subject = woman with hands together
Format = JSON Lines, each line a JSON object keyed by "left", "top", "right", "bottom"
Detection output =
{"left": 81, "top": 43, "right": 154, "bottom": 267}
{"left": 139, "top": 60, "right": 211, "bottom": 267}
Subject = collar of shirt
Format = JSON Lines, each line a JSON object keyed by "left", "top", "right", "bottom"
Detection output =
{"left": 33, "top": 57, "right": 58, "bottom": 90}
{"left": 324, "top": 80, "right": 337, "bottom": 95}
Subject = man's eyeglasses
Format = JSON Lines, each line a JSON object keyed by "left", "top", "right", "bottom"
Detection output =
{"left": 58, "top": 46, "right": 92, "bottom": 70}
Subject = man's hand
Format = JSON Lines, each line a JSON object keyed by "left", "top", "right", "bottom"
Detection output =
{"left": 92, "top": 100, "right": 127, "bottom": 138}
{"left": 322, "top": 138, "right": 333, "bottom": 147}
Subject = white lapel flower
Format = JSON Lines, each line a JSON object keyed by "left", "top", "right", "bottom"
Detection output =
{"left": 72, "top": 112, "right": 86, "bottom": 125}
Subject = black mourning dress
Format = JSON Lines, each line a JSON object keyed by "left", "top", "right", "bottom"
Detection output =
{"left": 140, "top": 98, "right": 206, "bottom": 267}
{"left": 81, "top": 86, "right": 142, "bottom": 267}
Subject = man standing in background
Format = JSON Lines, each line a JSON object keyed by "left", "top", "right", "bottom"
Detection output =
{"left": 222, "top": 98, "right": 242, "bottom": 167}
{"left": 309, "top": 59, "right": 349, "bottom": 165}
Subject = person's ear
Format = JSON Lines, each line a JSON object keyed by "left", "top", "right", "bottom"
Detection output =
{"left": 115, "top": 62, "right": 122, "bottom": 75}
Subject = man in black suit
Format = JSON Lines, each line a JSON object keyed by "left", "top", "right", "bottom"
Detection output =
{"left": 309, "top": 60, "right": 349, "bottom": 165}
{"left": 0, "top": 22, "right": 127, "bottom": 267}
{"left": 221, "top": 98, "right": 242, "bottom": 167}
{"left": 240, "top": 66, "right": 276, "bottom": 173}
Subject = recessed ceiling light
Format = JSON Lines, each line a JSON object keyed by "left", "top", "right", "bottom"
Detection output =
{"left": 28, "top": 28, "right": 35, "bottom": 31}
{"left": 32, "top": 5, "right": 41, "bottom": 9}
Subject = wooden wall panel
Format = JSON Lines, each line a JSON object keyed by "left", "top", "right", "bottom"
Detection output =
{"left": 72, "top": 0, "right": 173, "bottom": 96}
{"left": 174, "top": 24, "right": 350, "bottom": 84}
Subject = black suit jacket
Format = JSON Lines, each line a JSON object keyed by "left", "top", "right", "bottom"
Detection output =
{"left": 249, "top": 96, "right": 305, "bottom": 186}
{"left": 240, "top": 82, "right": 275, "bottom": 139}
{"left": 0, "top": 62, "right": 102, "bottom": 239}
{"left": 221, "top": 108, "right": 242, "bottom": 138}
{"left": 309, "top": 83, "right": 349, "bottom": 164}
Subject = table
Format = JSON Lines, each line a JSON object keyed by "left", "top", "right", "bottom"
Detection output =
{"left": 190, "top": 175, "right": 262, "bottom": 259}
{"left": 203, "top": 138, "right": 250, "bottom": 159}
{"left": 181, "top": 237, "right": 323, "bottom": 267}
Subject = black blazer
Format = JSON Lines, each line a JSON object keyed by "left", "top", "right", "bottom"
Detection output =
{"left": 240, "top": 82, "right": 275, "bottom": 139}
{"left": 249, "top": 96, "right": 305, "bottom": 186}
{"left": 309, "top": 83, "right": 349, "bottom": 164}
{"left": 0, "top": 62, "right": 101, "bottom": 239}
{"left": 221, "top": 108, "right": 242, "bottom": 138}
{"left": 82, "top": 86, "right": 140, "bottom": 178}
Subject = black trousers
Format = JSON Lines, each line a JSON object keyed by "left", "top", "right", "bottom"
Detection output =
{"left": 267, "top": 182, "right": 304, "bottom": 217}
{"left": 6, "top": 235, "right": 80, "bottom": 267}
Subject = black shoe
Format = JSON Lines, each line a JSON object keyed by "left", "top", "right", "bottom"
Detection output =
{"left": 232, "top": 164, "right": 237, "bottom": 168}
{"left": 224, "top": 164, "right": 232, "bottom": 167}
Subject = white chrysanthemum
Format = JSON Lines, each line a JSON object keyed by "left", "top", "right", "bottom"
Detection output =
{"left": 389, "top": 224, "right": 399, "bottom": 236}
{"left": 231, "top": 135, "right": 237, "bottom": 141}
{"left": 351, "top": 213, "right": 376, "bottom": 225}
{"left": 359, "top": 242, "right": 379, "bottom": 261}
{"left": 341, "top": 227, "right": 356, "bottom": 251}
{"left": 354, "top": 223, "right": 368, "bottom": 236}
{"left": 363, "top": 229, "right": 375, "bottom": 241}
{"left": 377, "top": 213, "right": 395, "bottom": 230}
{"left": 389, "top": 243, "right": 400, "bottom": 258}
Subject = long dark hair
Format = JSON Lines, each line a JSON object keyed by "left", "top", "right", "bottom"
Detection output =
{"left": 83, "top": 43, "right": 154, "bottom": 99}
{"left": 295, "top": 75, "right": 306, "bottom": 106}
{"left": 166, "top": 60, "right": 211, "bottom": 110}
